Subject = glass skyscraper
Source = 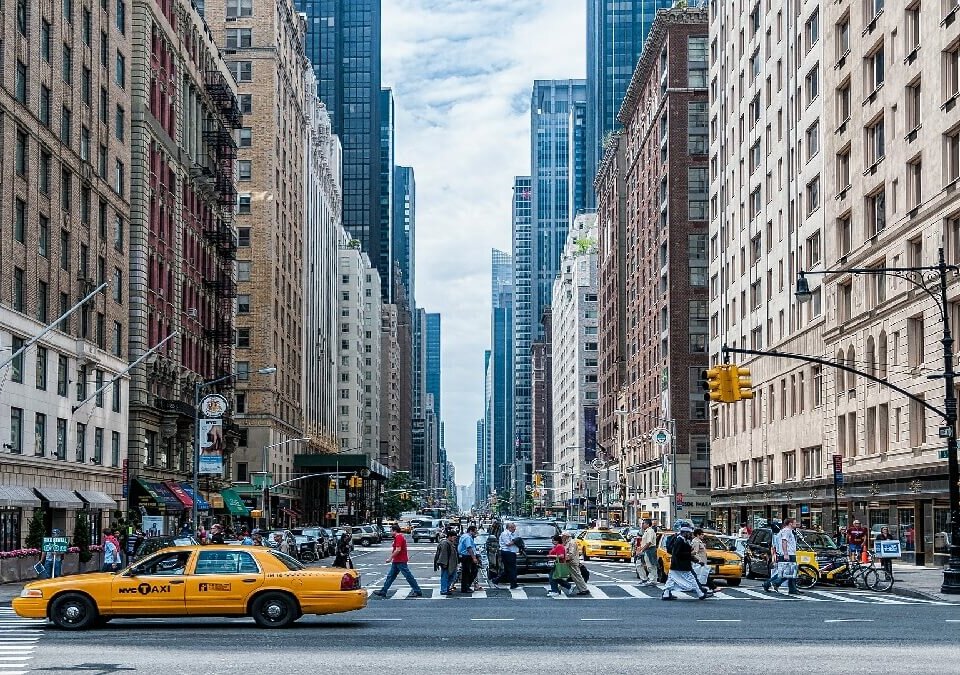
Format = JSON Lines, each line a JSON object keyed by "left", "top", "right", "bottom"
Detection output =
{"left": 379, "top": 88, "right": 395, "bottom": 300}
{"left": 586, "top": 0, "right": 674, "bottom": 204}
{"left": 491, "top": 250, "right": 514, "bottom": 495}
{"left": 511, "top": 176, "right": 533, "bottom": 488}
{"left": 426, "top": 313, "right": 441, "bottom": 423}
{"left": 299, "top": 0, "right": 382, "bottom": 275}
{"left": 392, "top": 166, "right": 416, "bottom": 307}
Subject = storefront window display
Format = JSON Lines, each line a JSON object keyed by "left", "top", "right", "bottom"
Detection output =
{"left": 0, "top": 509, "right": 22, "bottom": 552}
{"left": 897, "top": 508, "right": 915, "bottom": 551}
{"left": 934, "top": 508, "right": 951, "bottom": 555}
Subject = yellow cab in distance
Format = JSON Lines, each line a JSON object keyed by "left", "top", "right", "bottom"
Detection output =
{"left": 656, "top": 530, "right": 743, "bottom": 586}
{"left": 575, "top": 528, "right": 632, "bottom": 561}
{"left": 12, "top": 545, "right": 366, "bottom": 630}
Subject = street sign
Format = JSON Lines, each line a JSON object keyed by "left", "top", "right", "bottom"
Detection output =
{"left": 42, "top": 537, "right": 69, "bottom": 554}
{"left": 675, "top": 492, "right": 684, "bottom": 507}
{"left": 939, "top": 449, "right": 950, "bottom": 459}
{"left": 592, "top": 457, "right": 605, "bottom": 471}
{"left": 651, "top": 428, "right": 671, "bottom": 446}
{"left": 832, "top": 454, "right": 843, "bottom": 486}
{"left": 939, "top": 426, "right": 954, "bottom": 438}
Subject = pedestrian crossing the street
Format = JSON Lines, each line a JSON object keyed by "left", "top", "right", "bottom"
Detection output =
{"left": 362, "top": 583, "right": 953, "bottom": 605}
{"left": 0, "top": 607, "right": 45, "bottom": 675}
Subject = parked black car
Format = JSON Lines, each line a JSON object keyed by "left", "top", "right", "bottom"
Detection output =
{"left": 743, "top": 526, "right": 845, "bottom": 579}
{"left": 511, "top": 520, "right": 562, "bottom": 576}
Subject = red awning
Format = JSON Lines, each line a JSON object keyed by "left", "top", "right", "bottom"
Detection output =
{"left": 164, "top": 480, "right": 194, "bottom": 508}
{"left": 280, "top": 508, "right": 300, "bottom": 519}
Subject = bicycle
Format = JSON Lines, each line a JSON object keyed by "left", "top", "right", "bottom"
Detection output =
{"left": 819, "top": 554, "right": 894, "bottom": 592}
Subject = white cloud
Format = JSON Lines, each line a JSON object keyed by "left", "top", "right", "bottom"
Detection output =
{"left": 382, "top": 0, "right": 586, "bottom": 487}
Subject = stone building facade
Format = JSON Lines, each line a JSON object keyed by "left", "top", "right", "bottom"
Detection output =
{"left": 0, "top": 0, "right": 131, "bottom": 544}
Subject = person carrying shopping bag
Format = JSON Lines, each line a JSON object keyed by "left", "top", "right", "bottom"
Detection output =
{"left": 546, "top": 535, "right": 573, "bottom": 597}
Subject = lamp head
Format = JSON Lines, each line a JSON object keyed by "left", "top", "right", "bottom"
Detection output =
{"left": 257, "top": 366, "right": 278, "bottom": 375}
{"left": 795, "top": 273, "right": 814, "bottom": 303}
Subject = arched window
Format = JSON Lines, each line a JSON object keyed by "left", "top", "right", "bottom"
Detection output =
{"left": 847, "top": 345, "right": 857, "bottom": 391}
{"left": 836, "top": 350, "right": 845, "bottom": 392}
{"left": 865, "top": 336, "right": 876, "bottom": 378}
{"left": 878, "top": 331, "right": 888, "bottom": 378}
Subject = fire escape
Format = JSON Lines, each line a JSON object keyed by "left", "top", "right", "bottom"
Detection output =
{"left": 203, "top": 69, "right": 243, "bottom": 376}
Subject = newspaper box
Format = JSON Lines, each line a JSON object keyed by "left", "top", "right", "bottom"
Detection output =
{"left": 873, "top": 539, "right": 902, "bottom": 558}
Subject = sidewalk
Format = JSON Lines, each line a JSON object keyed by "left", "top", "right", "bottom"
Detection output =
{"left": 889, "top": 564, "right": 959, "bottom": 603}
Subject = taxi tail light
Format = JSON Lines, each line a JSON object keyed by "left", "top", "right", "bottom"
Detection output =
{"left": 340, "top": 572, "right": 360, "bottom": 591}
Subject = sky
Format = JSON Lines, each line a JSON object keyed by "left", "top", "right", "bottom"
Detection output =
{"left": 381, "top": 0, "right": 586, "bottom": 488}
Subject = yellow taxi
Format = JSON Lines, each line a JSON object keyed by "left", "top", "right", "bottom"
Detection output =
{"left": 575, "top": 528, "right": 632, "bottom": 561}
{"left": 656, "top": 531, "right": 742, "bottom": 586}
{"left": 13, "top": 545, "right": 366, "bottom": 630}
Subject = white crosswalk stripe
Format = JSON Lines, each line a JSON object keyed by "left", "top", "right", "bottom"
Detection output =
{"left": 0, "top": 608, "right": 44, "bottom": 675}
{"left": 362, "top": 583, "right": 946, "bottom": 604}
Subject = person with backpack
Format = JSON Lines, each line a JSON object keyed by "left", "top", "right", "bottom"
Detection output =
{"left": 433, "top": 530, "right": 459, "bottom": 595}
{"left": 333, "top": 530, "right": 353, "bottom": 568}
{"left": 561, "top": 531, "right": 590, "bottom": 596}
{"left": 662, "top": 526, "right": 710, "bottom": 601}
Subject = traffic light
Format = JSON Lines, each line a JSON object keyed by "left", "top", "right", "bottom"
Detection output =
{"left": 534, "top": 473, "right": 542, "bottom": 487}
{"left": 328, "top": 479, "right": 337, "bottom": 490}
{"left": 733, "top": 365, "right": 754, "bottom": 401}
{"left": 348, "top": 476, "right": 362, "bottom": 489}
{"left": 702, "top": 366, "right": 729, "bottom": 402}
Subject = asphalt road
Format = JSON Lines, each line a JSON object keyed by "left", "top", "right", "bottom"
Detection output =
{"left": 10, "top": 537, "right": 960, "bottom": 675}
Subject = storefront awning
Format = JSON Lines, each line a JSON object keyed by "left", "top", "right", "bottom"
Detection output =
{"left": 74, "top": 490, "right": 117, "bottom": 510}
{"left": 134, "top": 479, "right": 185, "bottom": 511}
{"left": 281, "top": 507, "right": 301, "bottom": 519}
{"left": 164, "top": 481, "right": 193, "bottom": 509}
{"left": 220, "top": 489, "right": 250, "bottom": 516}
{"left": 180, "top": 483, "right": 210, "bottom": 511}
{"left": 0, "top": 486, "right": 41, "bottom": 508}
{"left": 34, "top": 487, "right": 84, "bottom": 509}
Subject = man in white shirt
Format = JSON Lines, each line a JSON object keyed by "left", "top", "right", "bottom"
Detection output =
{"left": 763, "top": 518, "right": 800, "bottom": 595}
{"left": 635, "top": 519, "right": 658, "bottom": 585}
{"left": 491, "top": 522, "right": 520, "bottom": 589}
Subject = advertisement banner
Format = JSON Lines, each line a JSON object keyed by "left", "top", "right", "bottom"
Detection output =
{"left": 142, "top": 516, "right": 164, "bottom": 537}
{"left": 198, "top": 418, "right": 224, "bottom": 475}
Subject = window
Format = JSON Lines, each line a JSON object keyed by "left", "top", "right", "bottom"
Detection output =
{"left": 801, "top": 446, "right": 821, "bottom": 478}
{"left": 866, "top": 188, "right": 886, "bottom": 237}
{"left": 195, "top": 550, "right": 259, "bottom": 575}
{"left": 82, "top": 8, "right": 91, "bottom": 44}
{"left": 839, "top": 281, "right": 853, "bottom": 322}
{"left": 95, "top": 370, "right": 104, "bottom": 407}
{"left": 61, "top": 167, "right": 73, "bottom": 211}
{"left": 145, "top": 431, "right": 157, "bottom": 466}
{"left": 908, "top": 316, "right": 925, "bottom": 366}
{"left": 10, "top": 337, "right": 24, "bottom": 383}
{"left": 15, "top": 130, "right": 27, "bottom": 176}
{"left": 41, "top": 20, "right": 51, "bottom": 60}
{"left": 112, "top": 268, "right": 123, "bottom": 302}
{"left": 62, "top": 44, "right": 72, "bottom": 83}
{"left": 806, "top": 119, "right": 820, "bottom": 159}
{"left": 115, "top": 0, "right": 125, "bottom": 33}
{"left": 236, "top": 362, "right": 250, "bottom": 381}
{"left": 947, "top": 44, "right": 960, "bottom": 101}
{"left": 240, "top": 95, "right": 252, "bottom": 114}
{"left": 114, "top": 105, "right": 124, "bottom": 141}
{"left": 237, "top": 295, "right": 251, "bottom": 313}
{"left": 906, "top": 80, "right": 921, "bottom": 133}
{"left": 237, "top": 194, "right": 251, "bottom": 214}
{"left": 15, "top": 61, "right": 27, "bottom": 104}
{"left": 63, "top": 0, "right": 73, "bottom": 22}
{"left": 806, "top": 175, "right": 821, "bottom": 215}
{"left": 238, "top": 228, "right": 251, "bottom": 246}
{"left": 836, "top": 147, "right": 851, "bottom": 193}
{"left": 111, "top": 431, "right": 120, "bottom": 466}
{"left": 115, "top": 51, "right": 125, "bottom": 88}
{"left": 60, "top": 230, "right": 70, "bottom": 271}
{"left": 93, "top": 428, "right": 103, "bottom": 464}
{"left": 60, "top": 106, "right": 72, "bottom": 145}
{"left": 75, "top": 423, "right": 86, "bottom": 462}
{"left": 76, "top": 364, "right": 87, "bottom": 401}
{"left": 114, "top": 159, "right": 125, "bottom": 195}
{"left": 689, "top": 300, "right": 708, "bottom": 352}
{"left": 806, "top": 231, "right": 822, "bottom": 268}
{"left": 866, "top": 44, "right": 885, "bottom": 92}
{"left": 99, "top": 87, "right": 109, "bottom": 125}
{"left": 37, "top": 281, "right": 48, "bottom": 323}
{"left": 907, "top": 158, "right": 922, "bottom": 210}
{"left": 837, "top": 82, "right": 851, "bottom": 125}
{"left": 226, "top": 28, "right": 252, "bottom": 48}
{"left": 35, "top": 347, "right": 48, "bottom": 391}
{"left": 238, "top": 160, "right": 252, "bottom": 180}
{"left": 237, "top": 328, "right": 251, "bottom": 348}
{"left": 689, "top": 234, "right": 707, "bottom": 287}
{"left": 238, "top": 128, "right": 252, "bottom": 147}
{"left": 866, "top": 0, "right": 884, "bottom": 20}
{"left": 805, "top": 7, "right": 819, "bottom": 48}
{"left": 9, "top": 409, "right": 23, "bottom": 454}
{"left": 227, "top": 61, "right": 252, "bottom": 82}
{"left": 57, "top": 355, "right": 68, "bottom": 396}
{"left": 82, "top": 67, "right": 91, "bottom": 105}
{"left": 113, "top": 214, "right": 124, "bottom": 251}
{"left": 39, "top": 85, "right": 51, "bottom": 127}
{"left": 237, "top": 261, "right": 251, "bottom": 282}
{"left": 837, "top": 16, "right": 850, "bottom": 61}
{"left": 16, "top": 0, "right": 28, "bottom": 35}
{"left": 910, "top": 396, "right": 926, "bottom": 447}
{"left": 112, "top": 321, "right": 122, "bottom": 357}
{"left": 13, "top": 269, "right": 25, "bottom": 313}
{"left": 54, "top": 418, "right": 67, "bottom": 460}
{"left": 805, "top": 65, "right": 819, "bottom": 105}
{"left": 688, "top": 167, "right": 708, "bottom": 219}
{"left": 866, "top": 115, "right": 885, "bottom": 166}
{"left": 39, "top": 150, "right": 51, "bottom": 194}
{"left": 100, "top": 30, "right": 108, "bottom": 68}
{"left": 14, "top": 199, "right": 26, "bottom": 243}
{"left": 946, "top": 128, "right": 960, "bottom": 184}
{"left": 837, "top": 214, "right": 852, "bottom": 256}
{"left": 687, "top": 36, "right": 708, "bottom": 87}
{"left": 687, "top": 101, "right": 708, "bottom": 154}
{"left": 226, "top": 0, "right": 252, "bottom": 17}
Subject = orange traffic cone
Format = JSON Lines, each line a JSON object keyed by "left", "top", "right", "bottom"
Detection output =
{"left": 860, "top": 545, "right": 869, "bottom": 564}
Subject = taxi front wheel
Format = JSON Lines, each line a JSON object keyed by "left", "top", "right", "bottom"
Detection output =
{"left": 251, "top": 592, "right": 299, "bottom": 628}
{"left": 50, "top": 593, "right": 98, "bottom": 630}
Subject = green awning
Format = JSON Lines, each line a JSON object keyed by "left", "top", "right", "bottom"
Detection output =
{"left": 220, "top": 488, "right": 249, "bottom": 516}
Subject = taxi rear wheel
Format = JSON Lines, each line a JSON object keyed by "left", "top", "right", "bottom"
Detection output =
{"left": 251, "top": 592, "right": 299, "bottom": 629}
{"left": 50, "top": 593, "right": 98, "bottom": 630}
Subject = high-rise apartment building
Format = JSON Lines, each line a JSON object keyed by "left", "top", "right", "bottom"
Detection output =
{"left": 379, "top": 88, "right": 394, "bottom": 301}
{"left": 299, "top": 0, "right": 383, "bottom": 281}
{"left": 530, "top": 307, "right": 554, "bottom": 508}
{"left": 302, "top": 76, "right": 342, "bottom": 454}
{"left": 127, "top": 0, "right": 245, "bottom": 525}
{"left": 475, "top": 417, "right": 487, "bottom": 507}
{"left": 707, "top": 0, "right": 826, "bottom": 534}
{"left": 586, "top": 0, "right": 675, "bottom": 199}
{"left": 0, "top": 0, "right": 132, "bottom": 537}
{"left": 552, "top": 215, "right": 600, "bottom": 516}
{"left": 207, "top": 0, "right": 308, "bottom": 508}
{"left": 511, "top": 176, "right": 533, "bottom": 494}
{"left": 379, "top": 303, "right": 401, "bottom": 470}
{"left": 598, "top": 7, "right": 710, "bottom": 527}
{"left": 392, "top": 166, "right": 416, "bottom": 308}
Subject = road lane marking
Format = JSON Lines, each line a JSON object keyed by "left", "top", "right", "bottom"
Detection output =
{"left": 697, "top": 619, "right": 741, "bottom": 622}
{"left": 392, "top": 588, "right": 411, "bottom": 600}
{"left": 824, "top": 619, "right": 874, "bottom": 623}
{"left": 470, "top": 589, "right": 488, "bottom": 599}
{"left": 580, "top": 618, "right": 616, "bottom": 621}
{"left": 585, "top": 584, "right": 610, "bottom": 599}
{"left": 617, "top": 584, "right": 651, "bottom": 598}
{"left": 470, "top": 618, "right": 513, "bottom": 621}
{"left": 730, "top": 588, "right": 775, "bottom": 600}
{"left": 364, "top": 618, "right": 403, "bottom": 621}
{"left": 808, "top": 590, "right": 869, "bottom": 603}
{"left": 509, "top": 588, "right": 527, "bottom": 600}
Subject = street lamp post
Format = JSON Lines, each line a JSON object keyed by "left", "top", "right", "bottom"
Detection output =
{"left": 192, "top": 366, "right": 276, "bottom": 532}
{"left": 797, "top": 247, "right": 960, "bottom": 594}
{"left": 260, "top": 437, "right": 310, "bottom": 528}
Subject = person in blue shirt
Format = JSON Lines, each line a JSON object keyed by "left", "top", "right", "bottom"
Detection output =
{"left": 457, "top": 526, "right": 479, "bottom": 593}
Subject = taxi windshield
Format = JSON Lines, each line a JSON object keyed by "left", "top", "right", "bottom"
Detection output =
{"left": 703, "top": 535, "right": 731, "bottom": 551}
{"left": 269, "top": 550, "right": 306, "bottom": 571}
{"left": 584, "top": 532, "right": 626, "bottom": 542}
{"left": 797, "top": 531, "right": 839, "bottom": 550}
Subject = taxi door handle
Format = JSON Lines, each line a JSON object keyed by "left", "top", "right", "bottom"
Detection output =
{"left": 169, "top": 580, "right": 185, "bottom": 585}
{"left": 242, "top": 578, "right": 258, "bottom": 583}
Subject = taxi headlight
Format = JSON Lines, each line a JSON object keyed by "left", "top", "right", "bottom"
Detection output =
{"left": 20, "top": 589, "right": 43, "bottom": 599}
